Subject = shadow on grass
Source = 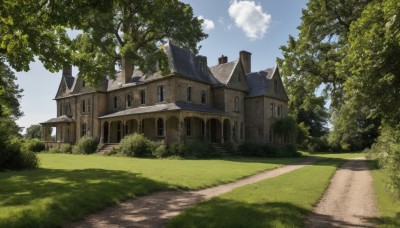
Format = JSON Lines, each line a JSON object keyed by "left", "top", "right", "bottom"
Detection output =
{"left": 0, "top": 168, "right": 171, "bottom": 227}
{"left": 169, "top": 198, "right": 364, "bottom": 228}
{"left": 369, "top": 213, "right": 400, "bottom": 227}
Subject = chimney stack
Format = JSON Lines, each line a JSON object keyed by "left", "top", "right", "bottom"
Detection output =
{"left": 62, "top": 64, "right": 72, "bottom": 76}
{"left": 239, "top": 51, "right": 252, "bottom": 74}
{"left": 121, "top": 58, "right": 133, "bottom": 84}
{"left": 218, "top": 55, "right": 228, "bottom": 65}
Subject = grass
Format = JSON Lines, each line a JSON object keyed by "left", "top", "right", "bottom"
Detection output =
{"left": 367, "top": 160, "right": 400, "bottom": 227}
{"left": 301, "top": 150, "right": 366, "bottom": 159}
{"left": 170, "top": 158, "right": 346, "bottom": 227}
{"left": 0, "top": 153, "right": 299, "bottom": 227}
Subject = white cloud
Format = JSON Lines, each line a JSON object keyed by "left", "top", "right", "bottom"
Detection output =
{"left": 198, "top": 16, "right": 215, "bottom": 32}
{"left": 228, "top": 0, "right": 271, "bottom": 40}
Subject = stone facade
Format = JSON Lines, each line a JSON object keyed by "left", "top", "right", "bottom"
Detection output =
{"left": 41, "top": 44, "right": 292, "bottom": 147}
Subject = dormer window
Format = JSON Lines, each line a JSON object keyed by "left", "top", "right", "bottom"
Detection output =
{"left": 82, "top": 80, "right": 86, "bottom": 88}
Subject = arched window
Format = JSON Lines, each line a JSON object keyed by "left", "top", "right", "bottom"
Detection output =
{"left": 126, "top": 94, "right": 131, "bottom": 108}
{"left": 234, "top": 96, "right": 239, "bottom": 111}
{"left": 157, "top": 118, "right": 164, "bottom": 136}
{"left": 82, "top": 99, "right": 86, "bottom": 113}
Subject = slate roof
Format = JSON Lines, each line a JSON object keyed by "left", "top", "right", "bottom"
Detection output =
{"left": 209, "top": 60, "right": 238, "bottom": 84}
{"left": 99, "top": 102, "right": 229, "bottom": 119}
{"left": 246, "top": 68, "right": 275, "bottom": 97}
{"left": 64, "top": 76, "right": 75, "bottom": 89}
{"left": 41, "top": 115, "right": 75, "bottom": 124}
{"left": 107, "top": 44, "right": 222, "bottom": 91}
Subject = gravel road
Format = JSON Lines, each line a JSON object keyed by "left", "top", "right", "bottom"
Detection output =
{"left": 306, "top": 157, "right": 378, "bottom": 228}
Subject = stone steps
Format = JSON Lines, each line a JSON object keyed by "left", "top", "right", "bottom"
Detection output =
{"left": 98, "top": 143, "right": 120, "bottom": 155}
{"left": 211, "top": 143, "right": 231, "bottom": 156}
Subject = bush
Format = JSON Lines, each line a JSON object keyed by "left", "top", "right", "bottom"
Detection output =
{"left": 182, "top": 140, "right": 220, "bottom": 158}
{"left": 371, "top": 123, "right": 400, "bottom": 196}
{"left": 238, "top": 143, "right": 300, "bottom": 157}
{"left": 21, "top": 139, "right": 45, "bottom": 153}
{"left": 72, "top": 136, "right": 98, "bottom": 154}
{"left": 119, "top": 133, "right": 158, "bottom": 157}
{"left": 152, "top": 144, "right": 168, "bottom": 158}
{"left": 48, "top": 144, "right": 73, "bottom": 154}
{"left": 0, "top": 137, "right": 39, "bottom": 170}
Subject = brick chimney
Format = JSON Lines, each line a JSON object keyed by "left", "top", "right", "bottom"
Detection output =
{"left": 239, "top": 50, "right": 252, "bottom": 74}
{"left": 218, "top": 55, "right": 228, "bottom": 64}
{"left": 62, "top": 64, "right": 72, "bottom": 76}
{"left": 121, "top": 58, "right": 133, "bottom": 84}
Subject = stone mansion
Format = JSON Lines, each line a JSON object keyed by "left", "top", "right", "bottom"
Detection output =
{"left": 41, "top": 44, "right": 291, "bottom": 146}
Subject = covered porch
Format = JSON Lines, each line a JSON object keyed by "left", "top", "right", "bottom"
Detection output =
{"left": 40, "top": 115, "right": 76, "bottom": 148}
{"left": 98, "top": 102, "right": 241, "bottom": 145}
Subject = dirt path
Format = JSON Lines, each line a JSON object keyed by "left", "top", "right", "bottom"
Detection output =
{"left": 67, "top": 157, "right": 318, "bottom": 228}
{"left": 306, "top": 157, "right": 378, "bottom": 228}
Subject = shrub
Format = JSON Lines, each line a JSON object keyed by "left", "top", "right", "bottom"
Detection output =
{"left": 48, "top": 144, "right": 73, "bottom": 154}
{"left": 183, "top": 140, "right": 220, "bottom": 158}
{"left": 119, "top": 133, "right": 158, "bottom": 157}
{"left": 72, "top": 136, "right": 98, "bottom": 154}
{"left": 21, "top": 139, "right": 45, "bottom": 153}
{"left": 0, "top": 137, "right": 39, "bottom": 170}
{"left": 152, "top": 144, "right": 168, "bottom": 158}
{"left": 371, "top": 123, "right": 400, "bottom": 196}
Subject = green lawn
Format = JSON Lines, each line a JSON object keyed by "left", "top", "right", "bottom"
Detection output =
{"left": 0, "top": 153, "right": 298, "bottom": 227}
{"left": 170, "top": 158, "right": 345, "bottom": 227}
{"left": 367, "top": 160, "right": 400, "bottom": 227}
{"left": 301, "top": 151, "right": 366, "bottom": 159}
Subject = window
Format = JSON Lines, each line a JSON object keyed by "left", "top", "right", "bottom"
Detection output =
{"left": 270, "top": 103, "right": 275, "bottom": 117}
{"left": 82, "top": 80, "right": 86, "bottom": 88}
{"left": 82, "top": 99, "right": 86, "bottom": 113}
{"left": 66, "top": 102, "right": 71, "bottom": 116}
{"left": 274, "top": 79, "right": 278, "bottom": 93}
{"left": 185, "top": 118, "right": 191, "bottom": 136}
{"left": 201, "top": 90, "right": 206, "bottom": 104}
{"left": 141, "top": 119, "right": 145, "bottom": 133}
{"left": 201, "top": 120, "right": 205, "bottom": 135}
{"left": 187, "top": 86, "right": 192, "bottom": 102}
{"left": 59, "top": 103, "right": 63, "bottom": 116}
{"left": 140, "top": 90, "right": 146, "bottom": 105}
{"left": 157, "top": 86, "right": 164, "bottom": 102}
{"left": 234, "top": 96, "right": 239, "bottom": 111}
{"left": 86, "top": 98, "right": 91, "bottom": 113}
{"left": 238, "top": 73, "right": 241, "bottom": 82}
{"left": 81, "top": 123, "right": 87, "bottom": 136}
{"left": 157, "top": 118, "right": 164, "bottom": 136}
{"left": 277, "top": 105, "right": 281, "bottom": 117}
{"left": 113, "top": 96, "right": 118, "bottom": 109}
{"left": 126, "top": 94, "right": 132, "bottom": 108}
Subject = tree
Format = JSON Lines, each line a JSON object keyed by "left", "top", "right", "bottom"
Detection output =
{"left": 25, "top": 124, "right": 52, "bottom": 139}
{"left": 277, "top": 0, "right": 374, "bottom": 150}
{"left": 0, "top": 0, "right": 207, "bottom": 85}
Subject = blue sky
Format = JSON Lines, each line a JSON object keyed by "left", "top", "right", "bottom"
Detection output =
{"left": 15, "top": 0, "right": 308, "bottom": 133}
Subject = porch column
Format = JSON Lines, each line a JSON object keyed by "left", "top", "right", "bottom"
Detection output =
{"left": 203, "top": 118, "right": 207, "bottom": 141}
{"left": 100, "top": 120, "right": 104, "bottom": 143}
{"left": 41, "top": 125, "right": 45, "bottom": 141}
{"left": 107, "top": 121, "right": 111, "bottom": 143}
{"left": 178, "top": 113, "right": 183, "bottom": 143}
{"left": 163, "top": 115, "right": 166, "bottom": 140}
{"left": 220, "top": 118, "right": 224, "bottom": 144}
{"left": 138, "top": 118, "right": 142, "bottom": 134}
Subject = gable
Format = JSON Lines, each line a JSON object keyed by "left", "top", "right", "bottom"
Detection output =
{"left": 55, "top": 76, "right": 74, "bottom": 98}
{"left": 225, "top": 61, "right": 248, "bottom": 92}
{"left": 265, "top": 67, "right": 289, "bottom": 101}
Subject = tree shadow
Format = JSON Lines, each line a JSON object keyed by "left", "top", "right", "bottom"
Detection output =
{"left": 368, "top": 212, "right": 400, "bottom": 227}
{"left": 0, "top": 168, "right": 171, "bottom": 227}
{"left": 169, "top": 198, "right": 366, "bottom": 228}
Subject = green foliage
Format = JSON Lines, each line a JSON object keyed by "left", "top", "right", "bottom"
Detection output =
{"left": 238, "top": 143, "right": 300, "bottom": 158}
{"left": 21, "top": 138, "right": 45, "bottom": 153}
{"left": 0, "top": 1, "right": 207, "bottom": 85}
{"left": 182, "top": 140, "right": 220, "bottom": 158}
{"left": 72, "top": 136, "right": 98, "bottom": 154}
{"left": 119, "top": 133, "right": 158, "bottom": 157}
{"left": 0, "top": 137, "right": 38, "bottom": 170}
{"left": 152, "top": 144, "right": 168, "bottom": 158}
{"left": 25, "top": 124, "right": 52, "bottom": 139}
{"left": 48, "top": 144, "right": 73, "bottom": 154}
{"left": 370, "top": 123, "right": 400, "bottom": 196}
